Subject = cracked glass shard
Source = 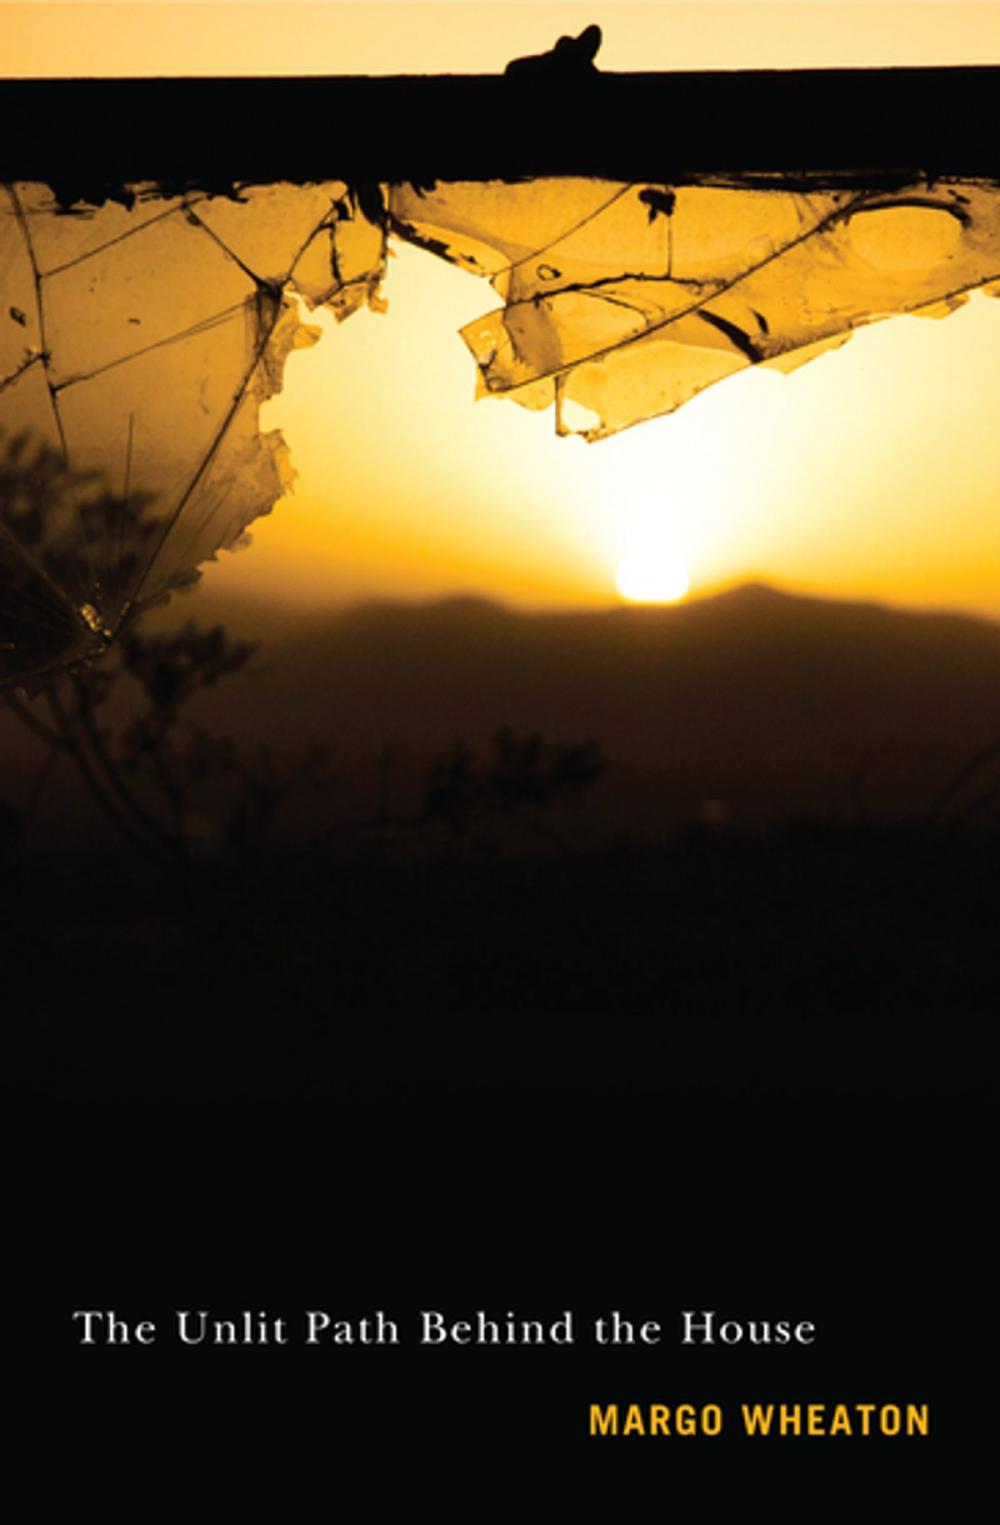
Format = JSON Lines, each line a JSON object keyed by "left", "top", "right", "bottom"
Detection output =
{"left": 0, "top": 181, "right": 387, "bottom": 689}
{"left": 3, "top": 171, "right": 1000, "bottom": 691}
{"left": 388, "top": 177, "right": 1000, "bottom": 438}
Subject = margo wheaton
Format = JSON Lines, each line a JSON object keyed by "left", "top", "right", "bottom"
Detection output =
{"left": 589, "top": 1403, "right": 930, "bottom": 1437}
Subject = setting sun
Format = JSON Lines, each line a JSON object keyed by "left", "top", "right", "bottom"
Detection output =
{"left": 616, "top": 537, "right": 691, "bottom": 604}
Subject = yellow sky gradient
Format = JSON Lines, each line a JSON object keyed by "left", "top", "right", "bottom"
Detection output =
{"left": 6, "top": 3, "right": 1000, "bottom": 78}
{"left": 250, "top": 251, "right": 1000, "bottom": 618}
{"left": 6, "top": 3, "right": 1000, "bottom": 620}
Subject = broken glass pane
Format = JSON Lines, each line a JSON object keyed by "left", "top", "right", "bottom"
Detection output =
{"left": 389, "top": 177, "right": 1000, "bottom": 438}
{"left": 3, "top": 169, "right": 1000, "bottom": 690}
{"left": 0, "top": 180, "right": 387, "bottom": 689}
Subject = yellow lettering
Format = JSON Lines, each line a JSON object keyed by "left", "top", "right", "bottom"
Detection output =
{"left": 742, "top": 1405, "right": 774, "bottom": 1435}
{"left": 778, "top": 1404, "right": 802, "bottom": 1435}
{"left": 855, "top": 1403, "right": 876, "bottom": 1436}
{"left": 622, "top": 1404, "right": 646, "bottom": 1435}
{"left": 881, "top": 1405, "right": 902, "bottom": 1436}
{"left": 589, "top": 1405, "right": 618, "bottom": 1437}
{"left": 703, "top": 1405, "right": 724, "bottom": 1436}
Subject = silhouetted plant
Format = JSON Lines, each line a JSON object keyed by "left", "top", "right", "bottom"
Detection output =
{"left": 5, "top": 619, "right": 332, "bottom": 867}
{"left": 225, "top": 740, "right": 331, "bottom": 858}
{"left": 424, "top": 741, "right": 480, "bottom": 831}
{"left": 928, "top": 737, "right": 1000, "bottom": 828}
{"left": 487, "top": 725, "right": 605, "bottom": 810}
{"left": 423, "top": 726, "right": 606, "bottom": 843}
{"left": 0, "top": 429, "right": 102, "bottom": 558}
{"left": 0, "top": 428, "right": 162, "bottom": 648}
{"left": 121, "top": 623, "right": 256, "bottom": 711}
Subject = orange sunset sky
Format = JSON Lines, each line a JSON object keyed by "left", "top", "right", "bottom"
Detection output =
{"left": 6, "top": 2, "right": 1000, "bottom": 619}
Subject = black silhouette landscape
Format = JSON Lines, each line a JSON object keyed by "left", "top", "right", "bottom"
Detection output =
{"left": 4, "top": 581, "right": 998, "bottom": 1103}
{"left": 185, "top": 581, "right": 1000, "bottom": 838}
{"left": 9, "top": 581, "right": 1000, "bottom": 843}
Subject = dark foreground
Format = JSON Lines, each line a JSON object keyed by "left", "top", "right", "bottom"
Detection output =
{"left": 4, "top": 820, "right": 996, "bottom": 1098}
{"left": 4, "top": 823, "right": 994, "bottom": 1482}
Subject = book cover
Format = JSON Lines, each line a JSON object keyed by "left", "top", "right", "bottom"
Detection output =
{"left": 2, "top": 1, "right": 994, "bottom": 1483}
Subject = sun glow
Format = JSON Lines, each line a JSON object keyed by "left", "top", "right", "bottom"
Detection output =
{"left": 194, "top": 236, "right": 1000, "bottom": 625}
{"left": 616, "top": 535, "right": 691, "bottom": 604}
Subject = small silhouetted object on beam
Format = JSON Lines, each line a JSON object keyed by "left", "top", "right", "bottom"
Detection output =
{"left": 505, "top": 24, "right": 602, "bottom": 83}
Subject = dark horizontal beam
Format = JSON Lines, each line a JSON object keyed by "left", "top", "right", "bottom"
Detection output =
{"left": 2, "top": 68, "right": 998, "bottom": 202}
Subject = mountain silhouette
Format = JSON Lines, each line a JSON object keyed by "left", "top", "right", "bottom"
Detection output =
{"left": 5, "top": 582, "right": 999, "bottom": 1102}
{"left": 6, "top": 581, "right": 1000, "bottom": 845}
{"left": 104, "top": 580, "right": 1000, "bottom": 842}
